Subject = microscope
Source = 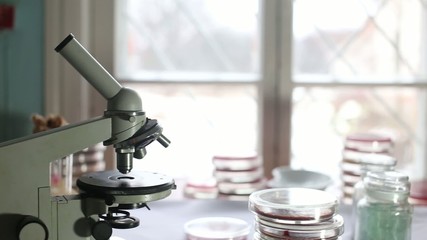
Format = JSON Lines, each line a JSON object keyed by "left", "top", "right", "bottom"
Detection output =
{"left": 0, "top": 34, "right": 175, "bottom": 239}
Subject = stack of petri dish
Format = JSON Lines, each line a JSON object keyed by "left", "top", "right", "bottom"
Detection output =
{"left": 183, "top": 177, "right": 219, "bottom": 199}
{"left": 341, "top": 133, "right": 394, "bottom": 203}
{"left": 213, "top": 153, "right": 266, "bottom": 200}
{"left": 249, "top": 188, "right": 344, "bottom": 240}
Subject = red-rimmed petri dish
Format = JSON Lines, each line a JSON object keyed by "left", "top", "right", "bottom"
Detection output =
{"left": 214, "top": 167, "right": 263, "bottom": 183}
{"left": 249, "top": 188, "right": 338, "bottom": 224}
{"left": 218, "top": 178, "right": 266, "bottom": 195}
{"left": 409, "top": 179, "right": 427, "bottom": 205}
{"left": 212, "top": 154, "right": 261, "bottom": 171}
{"left": 344, "top": 133, "right": 393, "bottom": 153}
{"left": 254, "top": 215, "right": 344, "bottom": 240}
{"left": 184, "top": 217, "right": 250, "bottom": 240}
{"left": 184, "top": 178, "right": 218, "bottom": 199}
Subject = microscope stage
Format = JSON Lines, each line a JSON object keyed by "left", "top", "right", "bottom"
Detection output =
{"left": 77, "top": 170, "right": 175, "bottom": 196}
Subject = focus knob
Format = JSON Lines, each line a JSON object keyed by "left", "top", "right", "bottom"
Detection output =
{"left": 92, "top": 221, "right": 113, "bottom": 240}
{"left": 17, "top": 215, "right": 48, "bottom": 240}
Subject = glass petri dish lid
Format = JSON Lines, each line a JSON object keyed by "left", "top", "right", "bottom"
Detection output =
{"left": 249, "top": 188, "right": 338, "bottom": 223}
{"left": 184, "top": 217, "right": 250, "bottom": 240}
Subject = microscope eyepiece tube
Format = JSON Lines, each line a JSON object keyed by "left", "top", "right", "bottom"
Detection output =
{"left": 55, "top": 33, "right": 122, "bottom": 100}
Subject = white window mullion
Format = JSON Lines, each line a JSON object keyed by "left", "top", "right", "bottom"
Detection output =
{"left": 277, "top": 0, "right": 294, "bottom": 170}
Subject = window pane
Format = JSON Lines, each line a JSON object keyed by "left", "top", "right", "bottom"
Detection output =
{"left": 292, "top": 87, "right": 422, "bottom": 181}
{"left": 115, "top": 0, "right": 261, "bottom": 192}
{"left": 116, "top": 0, "right": 260, "bottom": 81}
{"left": 122, "top": 82, "right": 258, "bottom": 179}
{"left": 293, "top": 0, "right": 426, "bottom": 81}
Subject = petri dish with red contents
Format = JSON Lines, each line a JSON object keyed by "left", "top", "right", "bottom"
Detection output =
{"left": 218, "top": 178, "right": 266, "bottom": 195}
{"left": 344, "top": 133, "right": 394, "bottom": 153}
{"left": 249, "top": 188, "right": 338, "bottom": 224}
{"left": 212, "top": 154, "right": 261, "bottom": 171}
{"left": 214, "top": 167, "right": 264, "bottom": 183}
{"left": 184, "top": 178, "right": 218, "bottom": 199}
{"left": 254, "top": 214, "right": 344, "bottom": 240}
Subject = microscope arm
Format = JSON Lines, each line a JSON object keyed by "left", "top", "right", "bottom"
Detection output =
{"left": 0, "top": 116, "right": 111, "bottom": 164}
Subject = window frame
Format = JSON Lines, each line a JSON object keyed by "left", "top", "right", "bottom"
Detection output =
{"left": 44, "top": 0, "right": 427, "bottom": 180}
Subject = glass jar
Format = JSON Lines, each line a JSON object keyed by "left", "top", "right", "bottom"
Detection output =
{"left": 352, "top": 154, "right": 396, "bottom": 203}
{"left": 354, "top": 171, "right": 413, "bottom": 240}
{"left": 350, "top": 155, "right": 397, "bottom": 238}
{"left": 249, "top": 188, "right": 344, "bottom": 240}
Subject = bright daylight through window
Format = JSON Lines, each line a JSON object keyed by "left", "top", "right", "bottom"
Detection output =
{"left": 115, "top": 0, "right": 427, "bottom": 199}
{"left": 115, "top": 0, "right": 260, "bottom": 181}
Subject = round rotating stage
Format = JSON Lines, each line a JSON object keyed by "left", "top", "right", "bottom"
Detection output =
{"left": 77, "top": 170, "right": 176, "bottom": 197}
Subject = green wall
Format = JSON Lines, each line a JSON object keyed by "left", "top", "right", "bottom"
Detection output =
{"left": 0, "top": 0, "right": 44, "bottom": 142}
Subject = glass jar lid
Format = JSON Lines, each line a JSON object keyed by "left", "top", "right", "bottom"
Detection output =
{"left": 249, "top": 188, "right": 338, "bottom": 223}
{"left": 255, "top": 214, "right": 344, "bottom": 239}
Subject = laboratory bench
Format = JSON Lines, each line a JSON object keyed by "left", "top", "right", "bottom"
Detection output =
{"left": 112, "top": 199, "right": 427, "bottom": 240}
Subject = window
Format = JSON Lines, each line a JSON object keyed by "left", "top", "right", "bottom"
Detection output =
{"left": 115, "top": 0, "right": 260, "bottom": 180}
{"left": 291, "top": 0, "right": 427, "bottom": 183}
{"left": 112, "top": 0, "right": 427, "bottom": 189}
{"left": 44, "top": 0, "right": 427, "bottom": 199}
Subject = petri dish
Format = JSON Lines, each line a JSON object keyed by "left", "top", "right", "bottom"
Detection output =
{"left": 255, "top": 215, "right": 344, "bottom": 239}
{"left": 344, "top": 133, "right": 393, "bottom": 153}
{"left": 184, "top": 178, "right": 218, "bottom": 199}
{"left": 184, "top": 217, "right": 250, "bottom": 240}
{"left": 218, "top": 178, "right": 266, "bottom": 195}
{"left": 249, "top": 188, "right": 338, "bottom": 224}
{"left": 212, "top": 154, "right": 261, "bottom": 171}
{"left": 410, "top": 179, "right": 427, "bottom": 205}
{"left": 214, "top": 167, "right": 263, "bottom": 183}
{"left": 269, "top": 167, "right": 332, "bottom": 190}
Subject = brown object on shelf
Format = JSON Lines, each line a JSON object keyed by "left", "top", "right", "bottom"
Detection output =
{"left": 31, "top": 114, "right": 68, "bottom": 133}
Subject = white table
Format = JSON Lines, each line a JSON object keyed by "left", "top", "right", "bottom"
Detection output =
{"left": 112, "top": 199, "right": 427, "bottom": 240}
